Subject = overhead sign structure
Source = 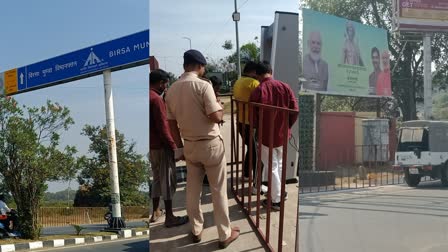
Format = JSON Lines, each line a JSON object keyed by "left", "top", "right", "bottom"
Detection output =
{"left": 0, "top": 29, "right": 149, "bottom": 96}
{"left": 0, "top": 29, "right": 150, "bottom": 229}
{"left": 302, "top": 9, "right": 391, "bottom": 97}
{"left": 393, "top": 0, "right": 448, "bottom": 32}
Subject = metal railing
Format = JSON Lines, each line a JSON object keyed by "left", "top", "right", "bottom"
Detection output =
{"left": 39, "top": 206, "right": 149, "bottom": 227}
{"left": 299, "top": 144, "right": 408, "bottom": 194}
{"left": 231, "top": 98, "right": 299, "bottom": 252}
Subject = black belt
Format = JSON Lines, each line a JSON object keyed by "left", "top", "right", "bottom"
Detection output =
{"left": 184, "top": 136, "right": 220, "bottom": 142}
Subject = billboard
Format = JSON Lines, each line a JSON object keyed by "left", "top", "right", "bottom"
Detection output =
{"left": 302, "top": 9, "right": 391, "bottom": 97}
{"left": 1, "top": 30, "right": 149, "bottom": 96}
{"left": 394, "top": 0, "right": 448, "bottom": 32}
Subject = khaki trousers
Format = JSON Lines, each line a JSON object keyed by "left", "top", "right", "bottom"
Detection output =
{"left": 184, "top": 136, "right": 231, "bottom": 242}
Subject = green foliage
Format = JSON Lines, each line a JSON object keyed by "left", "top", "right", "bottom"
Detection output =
{"left": 44, "top": 189, "right": 77, "bottom": 205}
{"left": 70, "top": 224, "right": 86, "bottom": 236}
{"left": 222, "top": 40, "right": 233, "bottom": 50}
{"left": 227, "top": 42, "right": 260, "bottom": 64}
{"left": 298, "top": 94, "right": 315, "bottom": 171}
{"left": 207, "top": 40, "right": 261, "bottom": 86}
{"left": 167, "top": 72, "right": 178, "bottom": 86}
{"left": 0, "top": 97, "right": 78, "bottom": 239}
{"left": 321, "top": 96, "right": 379, "bottom": 112}
{"left": 75, "top": 125, "right": 149, "bottom": 207}
{"left": 433, "top": 93, "right": 448, "bottom": 120}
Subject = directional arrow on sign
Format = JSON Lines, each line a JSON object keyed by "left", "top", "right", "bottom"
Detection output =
{"left": 20, "top": 73, "right": 24, "bottom": 85}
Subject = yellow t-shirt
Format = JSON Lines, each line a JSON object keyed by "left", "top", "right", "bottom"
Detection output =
{"left": 233, "top": 76, "right": 260, "bottom": 124}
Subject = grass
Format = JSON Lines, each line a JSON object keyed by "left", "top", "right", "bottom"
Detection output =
{"left": 0, "top": 239, "right": 39, "bottom": 245}
{"left": 40, "top": 231, "right": 117, "bottom": 241}
{"left": 134, "top": 227, "right": 149, "bottom": 232}
{"left": 70, "top": 224, "right": 87, "bottom": 235}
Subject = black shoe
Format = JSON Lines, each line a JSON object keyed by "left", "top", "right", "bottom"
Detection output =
{"left": 263, "top": 191, "right": 288, "bottom": 200}
{"left": 251, "top": 185, "right": 268, "bottom": 195}
{"left": 191, "top": 231, "right": 202, "bottom": 243}
{"left": 262, "top": 199, "right": 280, "bottom": 211}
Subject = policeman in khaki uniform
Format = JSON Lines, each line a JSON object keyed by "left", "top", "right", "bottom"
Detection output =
{"left": 165, "top": 49, "right": 240, "bottom": 249}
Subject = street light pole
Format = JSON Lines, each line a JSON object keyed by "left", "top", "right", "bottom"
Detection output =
{"left": 423, "top": 33, "right": 432, "bottom": 120}
{"left": 103, "top": 70, "right": 125, "bottom": 229}
{"left": 182, "top": 37, "right": 192, "bottom": 49}
{"left": 233, "top": 0, "right": 241, "bottom": 78}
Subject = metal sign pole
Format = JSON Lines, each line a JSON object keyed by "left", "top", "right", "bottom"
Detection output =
{"left": 233, "top": 0, "right": 242, "bottom": 78}
{"left": 103, "top": 69, "right": 125, "bottom": 229}
{"left": 423, "top": 33, "right": 432, "bottom": 120}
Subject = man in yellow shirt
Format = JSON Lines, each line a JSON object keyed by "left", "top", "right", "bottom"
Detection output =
{"left": 233, "top": 61, "right": 265, "bottom": 194}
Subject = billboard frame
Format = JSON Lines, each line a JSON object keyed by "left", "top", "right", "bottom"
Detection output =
{"left": 393, "top": 0, "right": 448, "bottom": 33}
{"left": 301, "top": 9, "right": 392, "bottom": 98}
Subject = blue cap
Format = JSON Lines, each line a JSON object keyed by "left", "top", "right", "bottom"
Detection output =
{"left": 184, "top": 49, "right": 207, "bottom": 65}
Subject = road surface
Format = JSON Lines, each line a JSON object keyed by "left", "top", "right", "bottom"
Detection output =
{"left": 300, "top": 180, "right": 448, "bottom": 252}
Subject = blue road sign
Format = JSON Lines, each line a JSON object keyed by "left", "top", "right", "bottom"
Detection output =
{"left": 8, "top": 30, "right": 149, "bottom": 94}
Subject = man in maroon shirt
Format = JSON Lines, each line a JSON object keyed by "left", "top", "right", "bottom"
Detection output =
{"left": 150, "top": 69, "right": 188, "bottom": 227}
{"left": 249, "top": 62, "right": 298, "bottom": 211}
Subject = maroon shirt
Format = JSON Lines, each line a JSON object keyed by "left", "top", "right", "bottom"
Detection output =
{"left": 249, "top": 77, "right": 299, "bottom": 147}
{"left": 150, "top": 88, "right": 176, "bottom": 150}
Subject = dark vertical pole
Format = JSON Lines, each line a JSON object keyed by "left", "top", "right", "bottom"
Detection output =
{"left": 248, "top": 102, "right": 254, "bottom": 214}
{"left": 256, "top": 106, "right": 264, "bottom": 228}
{"left": 315, "top": 94, "right": 322, "bottom": 172}
{"left": 376, "top": 98, "right": 381, "bottom": 118}
{"left": 241, "top": 102, "right": 246, "bottom": 205}
{"left": 231, "top": 98, "right": 235, "bottom": 191}
{"left": 266, "top": 109, "right": 275, "bottom": 244}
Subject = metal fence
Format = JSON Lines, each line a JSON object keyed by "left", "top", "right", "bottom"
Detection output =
{"left": 231, "top": 98, "right": 299, "bottom": 252}
{"left": 299, "top": 144, "right": 413, "bottom": 194}
{"left": 39, "top": 206, "right": 149, "bottom": 227}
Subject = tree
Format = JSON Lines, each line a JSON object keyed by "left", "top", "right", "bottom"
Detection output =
{"left": 0, "top": 98, "right": 78, "bottom": 239}
{"left": 303, "top": 0, "right": 448, "bottom": 121}
{"left": 433, "top": 93, "right": 448, "bottom": 120}
{"left": 44, "top": 189, "right": 77, "bottom": 204}
{"left": 228, "top": 42, "right": 260, "bottom": 64}
{"left": 222, "top": 40, "right": 233, "bottom": 50}
{"left": 75, "top": 125, "right": 148, "bottom": 207}
{"left": 167, "top": 72, "right": 178, "bottom": 86}
{"left": 206, "top": 40, "right": 261, "bottom": 86}
{"left": 320, "top": 95, "right": 400, "bottom": 118}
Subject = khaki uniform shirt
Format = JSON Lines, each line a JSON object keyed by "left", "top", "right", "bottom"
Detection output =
{"left": 165, "top": 72, "right": 222, "bottom": 141}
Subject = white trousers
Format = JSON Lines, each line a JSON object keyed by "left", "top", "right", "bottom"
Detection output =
{"left": 260, "top": 145, "right": 283, "bottom": 203}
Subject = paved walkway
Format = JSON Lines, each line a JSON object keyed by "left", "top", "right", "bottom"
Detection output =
{"left": 149, "top": 111, "right": 307, "bottom": 252}
{"left": 149, "top": 179, "right": 267, "bottom": 252}
{"left": 150, "top": 114, "right": 268, "bottom": 251}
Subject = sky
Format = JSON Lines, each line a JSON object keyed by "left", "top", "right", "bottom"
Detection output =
{"left": 0, "top": 0, "right": 149, "bottom": 192}
{"left": 150, "top": 0, "right": 298, "bottom": 76}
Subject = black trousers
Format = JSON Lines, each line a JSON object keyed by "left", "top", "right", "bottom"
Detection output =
{"left": 238, "top": 123, "right": 257, "bottom": 179}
